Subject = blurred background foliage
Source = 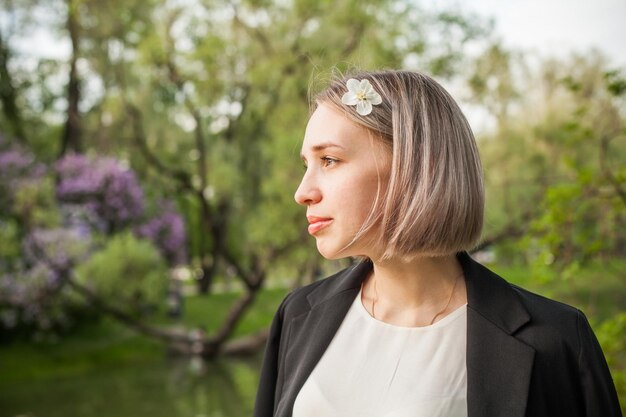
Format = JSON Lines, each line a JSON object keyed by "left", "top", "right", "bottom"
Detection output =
{"left": 0, "top": 0, "right": 624, "bottom": 415}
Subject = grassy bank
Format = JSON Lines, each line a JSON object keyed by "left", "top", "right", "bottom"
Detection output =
{"left": 0, "top": 287, "right": 289, "bottom": 388}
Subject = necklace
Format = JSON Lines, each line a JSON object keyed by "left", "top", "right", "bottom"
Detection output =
{"left": 370, "top": 271, "right": 463, "bottom": 326}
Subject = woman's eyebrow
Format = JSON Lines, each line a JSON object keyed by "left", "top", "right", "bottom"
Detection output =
{"left": 300, "top": 142, "right": 345, "bottom": 159}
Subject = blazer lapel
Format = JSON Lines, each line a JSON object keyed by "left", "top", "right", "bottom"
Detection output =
{"left": 459, "top": 252, "right": 535, "bottom": 417}
{"left": 275, "top": 261, "right": 371, "bottom": 417}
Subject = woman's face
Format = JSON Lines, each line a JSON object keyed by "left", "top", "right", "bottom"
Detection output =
{"left": 295, "top": 103, "right": 391, "bottom": 260}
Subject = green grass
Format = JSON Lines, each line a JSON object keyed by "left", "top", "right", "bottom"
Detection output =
{"left": 164, "top": 287, "right": 290, "bottom": 338}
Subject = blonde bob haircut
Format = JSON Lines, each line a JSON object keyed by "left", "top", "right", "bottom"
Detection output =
{"left": 313, "top": 70, "right": 484, "bottom": 259}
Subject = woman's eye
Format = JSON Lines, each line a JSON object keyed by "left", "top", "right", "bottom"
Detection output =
{"left": 321, "top": 157, "right": 338, "bottom": 167}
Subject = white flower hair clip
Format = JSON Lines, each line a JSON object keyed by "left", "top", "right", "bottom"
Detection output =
{"left": 341, "top": 78, "right": 382, "bottom": 116}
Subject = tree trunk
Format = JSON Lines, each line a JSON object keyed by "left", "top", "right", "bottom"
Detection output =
{"left": 197, "top": 199, "right": 230, "bottom": 294}
{"left": 0, "top": 30, "right": 27, "bottom": 144}
{"left": 59, "top": 0, "right": 83, "bottom": 156}
{"left": 198, "top": 262, "right": 216, "bottom": 295}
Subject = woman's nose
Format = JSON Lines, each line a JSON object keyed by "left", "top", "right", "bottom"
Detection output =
{"left": 294, "top": 173, "right": 322, "bottom": 206}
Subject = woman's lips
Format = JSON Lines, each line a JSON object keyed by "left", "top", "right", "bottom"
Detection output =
{"left": 307, "top": 216, "right": 333, "bottom": 235}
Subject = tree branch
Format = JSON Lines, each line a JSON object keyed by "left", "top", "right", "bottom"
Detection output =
{"left": 231, "top": 4, "right": 274, "bottom": 56}
{"left": 472, "top": 210, "right": 535, "bottom": 253}
{"left": 125, "top": 103, "right": 195, "bottom": 193}
{"left": 66, "top": 276, "right": 194, "bottom": 345}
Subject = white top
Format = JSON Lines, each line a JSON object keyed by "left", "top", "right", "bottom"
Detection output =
{"left": 293, "top": 285, "right": 468, "bottom": 417}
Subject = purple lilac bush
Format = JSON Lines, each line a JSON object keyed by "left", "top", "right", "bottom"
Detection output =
{"left": 0, "top": 263, "right": 66, "bottom": 332}
{"left": 55, "top": 154, "right": 145, "bottom": 231}
{"left": 55, "top": 154, "right": 187, "bottom": 265}
{"left": 135, "top": 201, "right": 187, "bottom": 266}
{"left": 23, "top": 227, "right": 92, "bottom": 271}
{"left": 0, "top": 142, "right": 189, "bottom": 337}
{"left": 0, "top": 143, "right": 47, "bottom": 209}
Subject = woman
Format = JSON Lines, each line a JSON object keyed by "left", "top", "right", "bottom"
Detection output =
{"left": 253, "top": 70, "right": 621, "bottom": 417}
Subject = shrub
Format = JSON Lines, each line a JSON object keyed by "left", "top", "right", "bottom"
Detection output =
{"left": 74, "top": 232, "right": 169, "bottom": 316}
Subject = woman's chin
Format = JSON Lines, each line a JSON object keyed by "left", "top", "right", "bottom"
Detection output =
{"left": 315, "top": 241, "right": 346, "bottom": 260}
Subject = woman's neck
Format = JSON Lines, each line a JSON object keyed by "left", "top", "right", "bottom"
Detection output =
{"left": 361, "top": 253, "right": 467, "bottom": 327}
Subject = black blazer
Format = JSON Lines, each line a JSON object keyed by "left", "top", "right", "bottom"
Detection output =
{"left": 253, "top": 252, "right": 622, "bottom": 417}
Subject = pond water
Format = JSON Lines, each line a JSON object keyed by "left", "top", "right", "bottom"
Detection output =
{"left": 0, "top": 355, "right": 263, "bottom": 417}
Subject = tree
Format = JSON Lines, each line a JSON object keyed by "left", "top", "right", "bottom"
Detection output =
{"left": 470, "top": 50, "right": 626, "bottom": 272}
{"left": 1, "top": 0, "right": 491, "bottom": 357}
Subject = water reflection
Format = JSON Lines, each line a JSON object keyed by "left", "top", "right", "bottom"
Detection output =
{"left": 0, "top": 354, "right": 263, "bottom": 417}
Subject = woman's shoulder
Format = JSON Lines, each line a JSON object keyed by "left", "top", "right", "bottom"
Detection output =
{"left": 466, "top": 255, "right": 594, "bottom": 354}
{"left": 510, "top": 282, "right": 582, "bottom": 321}
{"left": 507, "top": 281, "right": 593, "bottom": 352}
{"left": 278, "top": 262, "right": 369, "bottom": 319}
{"left": 467, "top": 254, "right": 585, "bottom": 335}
